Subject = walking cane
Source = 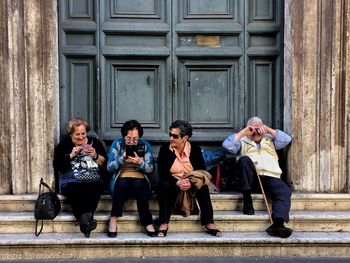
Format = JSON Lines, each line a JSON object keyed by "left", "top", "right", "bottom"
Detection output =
{"left": 256, "top": 174, "right": 273, "bottom": 224}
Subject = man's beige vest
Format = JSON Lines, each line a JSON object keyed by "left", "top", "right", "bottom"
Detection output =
{"left": 240, "top": 136, "right": 282, "bottom": 178}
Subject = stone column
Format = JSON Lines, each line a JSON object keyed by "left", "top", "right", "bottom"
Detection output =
{"left": 285, "top": 0, "right": 350, "bottom": 192}
{"left": 0, "top": 0, "right": 59, "bottom": 194}
{"left": 345, "top": 0, "right": 350, "bottom": 193}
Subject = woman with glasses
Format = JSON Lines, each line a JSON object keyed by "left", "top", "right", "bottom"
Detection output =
{"left": 107, "top": 120, "right": 156, "bottom": 237}
{"left": 157, "top": 120, "right": 222, "bottom": 237}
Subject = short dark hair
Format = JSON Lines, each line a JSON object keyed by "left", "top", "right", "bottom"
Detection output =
{"left": 169, "top": 120, "right": 192, "bottom": 138}
{"left": 121, "top": 120, "right": 144, "bottom": 138}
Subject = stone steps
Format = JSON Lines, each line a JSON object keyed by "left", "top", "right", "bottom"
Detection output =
{"left": 2, "top": 192, "right": 350, "bottom": 212}
{"left": 1, "top": 232, "right": 350, "bottom": 260}
{"left": 1, "top": 210, "right": 349, "bottom": 234}
{"left": 1, "top": 192, "right": 350, "bottom": 259}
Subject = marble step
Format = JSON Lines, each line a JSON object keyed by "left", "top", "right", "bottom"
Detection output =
{"left": 1, "top": 232, "right": 350, "bottom": 260}
{"left": 1, "top": 192, "right": 350, "bottom": 212}
{"left": 0, "top": 210, "right": 349, "bottom": 234}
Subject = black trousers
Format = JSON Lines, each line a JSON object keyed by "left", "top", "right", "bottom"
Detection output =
{"left": 237, "top": 156, "right": 291, "bottom": 222}
{"left": 111, "top": 178, "right": 153, "bottom": 226}
{"left": 61, "top": 181, "right": 103, "bottom": 221}
{"left": 158, "top": 180, "right": 214, "bottom": 226}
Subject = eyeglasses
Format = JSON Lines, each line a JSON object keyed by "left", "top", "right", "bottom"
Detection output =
{"left": 169, "top": 132, "right": 181, "bottom": 139}
{"left": 125, "top": 136, "right": 139, "bottom": 143}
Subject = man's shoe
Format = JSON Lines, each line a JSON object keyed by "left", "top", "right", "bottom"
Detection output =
{"left": 266, "top": 224, "right": 292, "bottom": 238}
{"left": 243, "top": 203, "right": 255, "bottom": 215}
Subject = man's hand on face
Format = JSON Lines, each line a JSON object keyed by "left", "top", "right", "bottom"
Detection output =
{"left": 246, "top": 125, "right": 265, "bottom": 136}
{"left": 245, "top": 126, "right": 256, "bottom": 136}
{"left": 256, "top": 125, "right": 267, "bottom": 135}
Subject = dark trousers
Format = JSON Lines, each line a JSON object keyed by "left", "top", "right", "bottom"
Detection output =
{"left": 111, "top": 178, "right": 153, "bottom": 226}
{"left": 158, "top": 180, "right": 214, "bottom": 226}
{"left": 61, "top": 182, "right": 103, "bottom": 221}
{"left": 237, "top": 156, "right": 291, "bottom": 222}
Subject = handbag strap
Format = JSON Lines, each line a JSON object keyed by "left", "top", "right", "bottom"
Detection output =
{"left": 35, "top": 219, "right": 44, "bottom": 236}
{"left": 35, "top": 178, "right": 53, "bottom": 237}
{"left": 39, "top": 178, "right": 52, "bottom": 195}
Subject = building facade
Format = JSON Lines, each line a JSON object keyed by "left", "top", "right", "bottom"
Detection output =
{"left": 0, "top": 0, "right": 349, "bottom": 194}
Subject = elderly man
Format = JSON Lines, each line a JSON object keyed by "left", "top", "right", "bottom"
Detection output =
{"left": 222, "top": 116, "right": 292, "bottom": 238}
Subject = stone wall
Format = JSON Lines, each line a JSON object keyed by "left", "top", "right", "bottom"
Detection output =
{"left": 0, "top": 0, "right": 349, "bottom": 194}
{"left": 0, "top": 0, "right": 59, "bottom": 194}
{"left": 285, "top": 0, "right": 350, "bottom": 192}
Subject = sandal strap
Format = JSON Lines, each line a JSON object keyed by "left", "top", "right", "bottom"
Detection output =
{"left": 205, "top": 227, "right": 222, "bottom": 237}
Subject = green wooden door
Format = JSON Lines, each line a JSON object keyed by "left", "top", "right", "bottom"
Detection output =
{"left": 59, "top": 0, "right": 283, "bottom": 142}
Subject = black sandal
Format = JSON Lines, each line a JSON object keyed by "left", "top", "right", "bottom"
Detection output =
{"left": 145, "top": 227, "right": 157, "bottom": 237}
{"left": 205, "top": 226, "right": 222, "bottom": 237}
{"left": 157, "top": 228, "right": 168, "bottom": 237}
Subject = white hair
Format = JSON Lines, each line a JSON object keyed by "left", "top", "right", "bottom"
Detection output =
{"left": 247, "top": 116, "right": 263, "bottom": 126}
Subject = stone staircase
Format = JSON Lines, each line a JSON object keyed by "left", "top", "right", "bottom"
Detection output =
{"left": 0, "top": 192, "right": 350, "bottom": 260}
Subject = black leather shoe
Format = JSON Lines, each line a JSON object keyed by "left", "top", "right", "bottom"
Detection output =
{"left": 243, "top": 203, "right": 255, "bottom": 215}
{"left": 79, "top": 213, "right": 96, "bottom": 238}
{"left": 266, "top": 224, "right": 292, "bottom": 238}
{"left": 107, "top": 218, "right": 118, "bottom": 238}
{"left": 84, "top": 219, "right": 97, "bottom": 238}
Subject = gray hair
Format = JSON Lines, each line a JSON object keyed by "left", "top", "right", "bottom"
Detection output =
{"left": 247, "top": 116, "right": 263, "bottom": 126}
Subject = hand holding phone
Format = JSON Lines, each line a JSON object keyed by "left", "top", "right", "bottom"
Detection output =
{"left": 82, "top": 142, "right": 93, "bottom": 155}
{"left": 125, "top": 145, "right": 136, "bottom": 158}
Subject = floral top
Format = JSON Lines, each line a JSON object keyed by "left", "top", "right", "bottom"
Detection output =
{"left": 107, "top": 138, "right": 154, "bottom": 187}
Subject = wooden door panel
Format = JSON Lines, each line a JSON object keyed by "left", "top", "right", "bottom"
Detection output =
{"left": 59, "top": 0, "right": 284, "bottom": 141}
{"left": 100, "top": 0, "right": 170, "bottom": 141}
{"left": 102, "top": 59, "right": 165, "bottom": 140}
{"left": 174, "top": 0, "right": 244, "bottom": 140}
{"left": 177, "top": 60, "right": 239, "bottom": 128}
{"left": 245, "top": 0, "right": 283, "bottom": 128}
{"left": 59, "top": 0, "right": 98, "bottom": 135}
{"left": 247, "top": 59, "right": 275, "bottom": 125}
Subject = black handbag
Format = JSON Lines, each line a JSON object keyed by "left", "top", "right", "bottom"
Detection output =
{"left": 34, "top": 178, "right": 61, "bottom": 236}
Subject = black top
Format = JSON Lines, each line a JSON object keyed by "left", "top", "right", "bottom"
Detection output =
{"left": 157, "top": 141, "right": 205, "bottom": 185}
{"left": 53, "top": 136, "right": 108, "bottom": 186}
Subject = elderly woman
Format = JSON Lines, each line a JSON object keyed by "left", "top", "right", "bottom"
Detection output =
{"left": 53, "top": 118, "right": 107, "bottom": 238}
{"left": 107, "top": 120, "right": 156, "bottom": 237}
{"left": 157, "top": 120, "right": 222, "bottom": 237}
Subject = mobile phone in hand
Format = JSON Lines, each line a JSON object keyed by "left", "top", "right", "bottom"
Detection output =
{"left": 125, "top": 145, "right": 136, "bottom": 158}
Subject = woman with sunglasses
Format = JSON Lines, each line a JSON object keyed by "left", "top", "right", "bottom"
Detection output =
{"left": 107, "top": 120, "right": 156, "bottom": 237}
{"left": 157, "top": 120, "right": 222, "bottom": 237}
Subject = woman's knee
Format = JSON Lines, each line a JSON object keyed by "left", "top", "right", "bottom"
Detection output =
{"left": 133, "top": 179, "right": 148, "bottom": 192}
{"left": 115, "top": 178, "right": 129, "bottom": 189}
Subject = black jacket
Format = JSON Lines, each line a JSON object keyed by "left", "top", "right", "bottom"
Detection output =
{"left": 157, "top": 142, "right": 205, "bottom": 185}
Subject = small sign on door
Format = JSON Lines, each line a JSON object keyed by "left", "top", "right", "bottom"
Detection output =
{"left": 195, "top": 36, "right": 220, "bottom": 46}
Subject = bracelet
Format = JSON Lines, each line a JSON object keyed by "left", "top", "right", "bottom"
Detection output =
{"left": 93, "top": 152, "right": 99, "bottom": 160}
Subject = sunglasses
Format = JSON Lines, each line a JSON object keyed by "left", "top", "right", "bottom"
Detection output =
{"left": 169, "top": 132, "right": 181, "bottom": 139}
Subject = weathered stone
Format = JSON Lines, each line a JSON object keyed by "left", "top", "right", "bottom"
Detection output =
{"left": 285, "top": 0, "right": 350, "bottom": 192}
{"left": 0, "top": 0, "right": 349, "bottom": 193}
{"left": 0, "top": 0, "right": 58, "bottom": 194}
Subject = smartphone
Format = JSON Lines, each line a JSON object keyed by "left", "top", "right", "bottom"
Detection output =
{"left": 82, "top": 142, "right": 93, "bottom": 155}
{"left": 125, "top": 145, "right": 137, "bottom": 157}
{"left": 125, "top": 144, "right": 145, "bottom": 158}
{"left": 83, "top": 141, "right": 93, "bottom": 149}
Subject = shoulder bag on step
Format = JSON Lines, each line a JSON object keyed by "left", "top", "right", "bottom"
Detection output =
{"left": 34, "top": 178, "right": 61, "bottom": 236}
